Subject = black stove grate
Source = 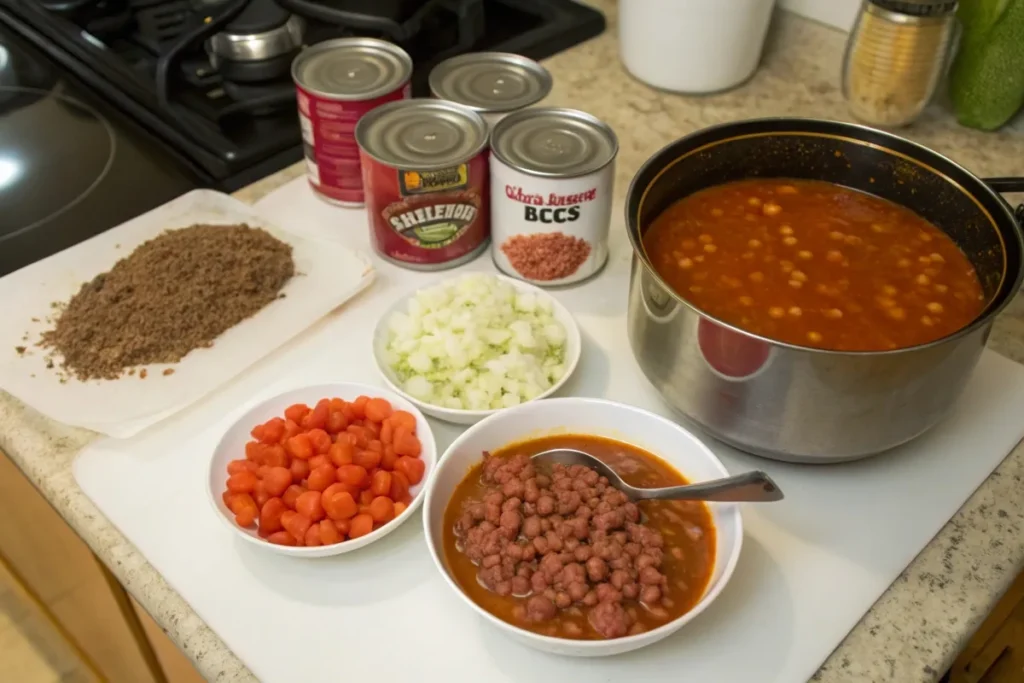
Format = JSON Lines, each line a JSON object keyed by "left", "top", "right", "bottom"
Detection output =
{"left": 3, "top": 0, "right": 605, "bottom": 189}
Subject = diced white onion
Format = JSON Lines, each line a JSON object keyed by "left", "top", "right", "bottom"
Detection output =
{"left": 383, "top": 274, "right": 568, "bottom": 410}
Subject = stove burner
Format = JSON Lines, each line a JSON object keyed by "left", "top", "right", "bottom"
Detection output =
{"left": 208, "top": 0, "right": 305, "bottom": 81}
{"left": 154, "top": 0, "right": 248, "bottom": 108}
{"left": 6, "top": 0, "right": 606, "bottom": 188}
{"left": 0, "top": 86, "right": 115, "bottom": 240}
{"left": 224, "top": 0, "right": 290, "bottom": 33}
{"left": 276, "top": 0, "right": 451, "bottom": 42}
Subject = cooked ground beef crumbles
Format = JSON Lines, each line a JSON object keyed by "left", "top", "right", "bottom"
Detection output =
{"left": 39, "top": 223, "right": 294, "bottom": 381}
{"left": 501, "top": 232, "right": 591, "bottom": 282}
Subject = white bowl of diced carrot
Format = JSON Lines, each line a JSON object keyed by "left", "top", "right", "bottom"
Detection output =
{"left": 208, "top": 382, "right": 437, "bottom": 557}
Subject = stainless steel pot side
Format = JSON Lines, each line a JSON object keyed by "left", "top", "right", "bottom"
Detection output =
{"left": 625, "top": 118, "right": 1024, "bottom": 463}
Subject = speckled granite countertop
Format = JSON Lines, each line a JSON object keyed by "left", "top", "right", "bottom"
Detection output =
{"left": 3, "top": 4, "right": 1024, "bottom": 682}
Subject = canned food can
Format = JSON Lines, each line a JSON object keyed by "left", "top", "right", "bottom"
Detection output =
{"left": 355, "top": 99, "right": 491, "bottom": 270}
{"left": 489, "top": 107, "right": 618, "bottom": 285}
{"left": 428, "top": 52, "right": 552, "bottom": 127}
{"left": 291, "top": 38, "right": 413, "bottom": 207}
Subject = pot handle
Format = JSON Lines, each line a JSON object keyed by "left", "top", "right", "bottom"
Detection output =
{"left": 982, "top": 177, "right": 1024, "bottom": 225}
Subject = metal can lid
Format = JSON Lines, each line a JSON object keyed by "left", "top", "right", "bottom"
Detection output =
{"left": 355, "top": 99, "right": 489, "bottom": 170}
{"left": 291, "top": 38, "right": 412, "bottom": 101}
{"left": 428, "top": 52, "right": 553, "bottom": 113}
{"left": 871, "top": 0, "right": 958, "bottom": 17}
{"left": 490, "top": 107, "right": 618, "bottom": 178}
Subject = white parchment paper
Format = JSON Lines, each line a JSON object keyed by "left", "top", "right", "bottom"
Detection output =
{"left": 0, "top": 189, "right": 374, "bottom": 437}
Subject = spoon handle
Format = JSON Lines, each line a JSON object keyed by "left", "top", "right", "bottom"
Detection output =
{"left": 635, "top": 471, "right": 784, "bottom": 502}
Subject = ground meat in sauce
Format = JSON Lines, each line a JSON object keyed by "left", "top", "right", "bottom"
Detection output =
{"left": 37, "top": 223, "right": 294, "bottom": 380}
{"left": 451, "top": 451, "right": 681, "bottom": 639}
{"left": 501, "top": 232, "right": 591, "bottom": 282}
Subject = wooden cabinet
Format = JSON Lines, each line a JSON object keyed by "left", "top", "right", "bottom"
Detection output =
{"left": 0, "top": 450, "right": 203, "bottom": 683}
{"left": 949, "top": 570, "right": 1024, "bottom": 683}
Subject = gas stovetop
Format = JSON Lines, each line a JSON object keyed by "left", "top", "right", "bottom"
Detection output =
{"left": 3, "top": 0, "right": 604, "bottom": 190}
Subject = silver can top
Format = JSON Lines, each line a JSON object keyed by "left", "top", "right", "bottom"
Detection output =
{"left": 428, "top": 52, "right": 552, "bottom": 114}
{"left": 871, "top": 0, "right": 958, "bottom": 17}
{"left": 291, "top": 38, "right": 412, "bottom": 100}
{"left": 490, "top": 107, "right": 618, "bottom": 178}
{"left": 355, "top": 99, "right": 489, "bottom": 170}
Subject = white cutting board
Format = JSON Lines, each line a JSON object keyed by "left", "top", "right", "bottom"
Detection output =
{"left": 74, "top": 177, "right": 1024, "bottom": 683}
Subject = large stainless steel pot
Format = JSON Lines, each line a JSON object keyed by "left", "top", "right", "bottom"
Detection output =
{"left": 625, "top": 118, "right": 1024, "bottom": 463}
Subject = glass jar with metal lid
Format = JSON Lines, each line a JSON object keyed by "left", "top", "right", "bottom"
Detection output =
{"left": 489, "top": 107, "right": 619, "bottom": 286}
{"left": 355, "top": 99, "right": 491, "bottom": 271}
{"left": 291, "top": 38, "right": 413, "bottom": 206}
{"left": 841, "top": 0, "right": 959, "bottom": 127}
{"left": 428, "top": 52, "right": 553, "bottom": 127}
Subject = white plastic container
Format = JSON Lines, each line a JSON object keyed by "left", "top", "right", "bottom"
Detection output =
{"left": 619, "top": 0, "right": 776, "bottom": 94}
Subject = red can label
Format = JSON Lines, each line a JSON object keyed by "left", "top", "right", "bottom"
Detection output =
{"left": 362, "top": 150, "right": 490, "bottom": 268}
{"left": 296, "top": 83, "right": 410, "bottom": 206}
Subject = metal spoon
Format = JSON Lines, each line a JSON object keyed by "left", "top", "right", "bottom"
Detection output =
{"left": 530, "top": 448, "right": 784, "bottom": 503}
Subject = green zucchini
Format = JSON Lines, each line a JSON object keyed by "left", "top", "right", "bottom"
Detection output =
{"left": 948, "top": 0, "right": 1024, "bottom": 130}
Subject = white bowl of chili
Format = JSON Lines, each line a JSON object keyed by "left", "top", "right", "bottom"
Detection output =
{"left": 208, "top": 382, "right": 436, "bottom": 558}
{"left": 372, "top": 272, "right": 582, "bottom": 425}
{"left": 422, "top": 397, "right": 744, "bottom": 656}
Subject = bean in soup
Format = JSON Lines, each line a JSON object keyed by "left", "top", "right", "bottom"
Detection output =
{"left": 442, "top": 435, "right": 716, "bottom": 640}
{"left": 643, "top": 179, "right": 986, "bottom": 351}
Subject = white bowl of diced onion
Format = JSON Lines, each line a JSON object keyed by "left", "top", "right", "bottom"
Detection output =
{"left": 372, "top": 272, "right": 582, "bottom": 425}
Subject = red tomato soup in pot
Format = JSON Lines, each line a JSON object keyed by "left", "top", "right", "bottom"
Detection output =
{"left": 642, "top": 179, "right": 986, "bottom": 351}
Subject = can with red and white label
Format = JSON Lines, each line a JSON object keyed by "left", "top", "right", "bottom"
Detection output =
{"left": 291, "top": 38, "right": 413, "bottom": 207}
{"left": 355, "top": 99, "right": 491, "bottom": 270}
{"left": 489, "top": 107, "right": 618, "bottom": 286}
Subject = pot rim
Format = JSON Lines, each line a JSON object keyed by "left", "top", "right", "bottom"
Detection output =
{"left": 625, "top": 116, "right": 1024, "bottom": 357}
